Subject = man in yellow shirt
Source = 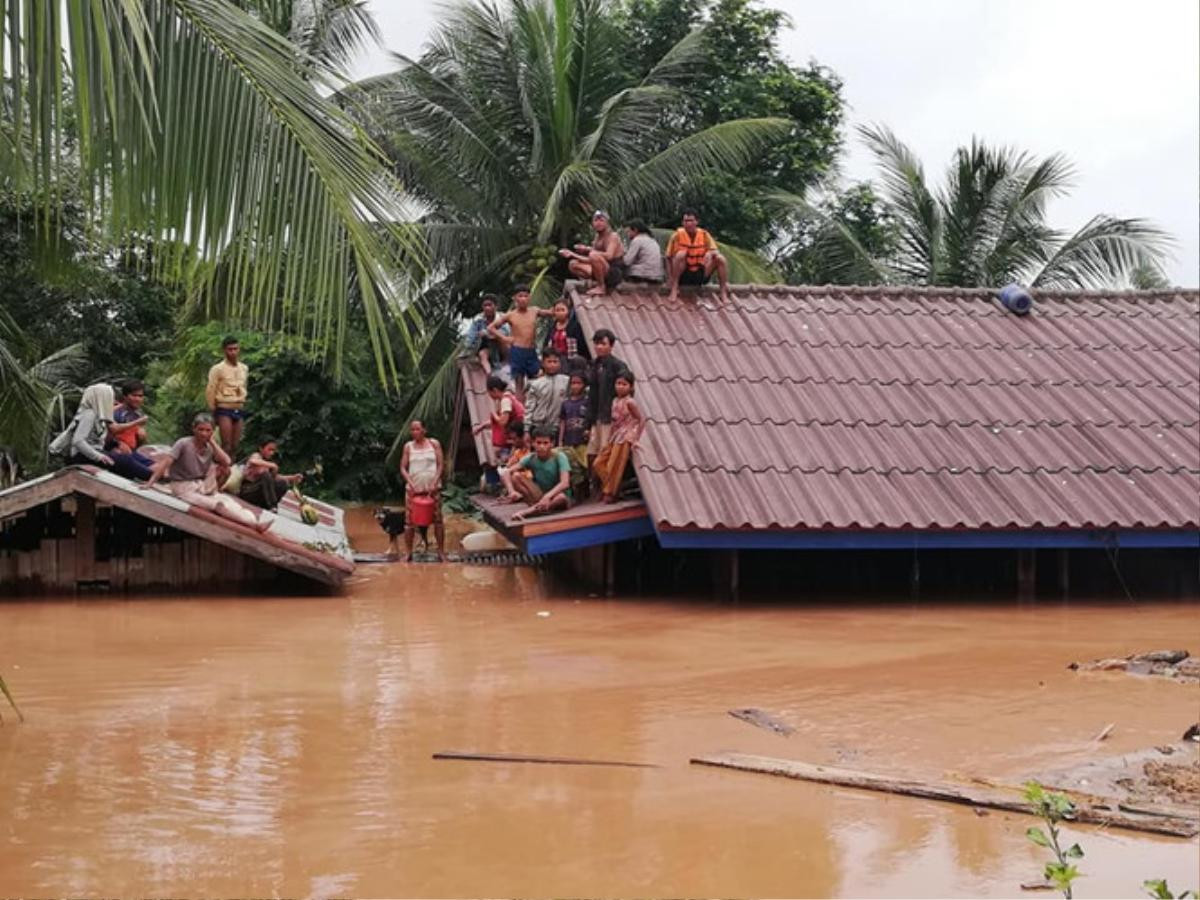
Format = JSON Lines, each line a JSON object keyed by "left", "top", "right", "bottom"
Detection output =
{"left": 206, "top": 335, "right": 249, "bottom": 458}
{"left": 665, "top": 209, "right": 729, "bottom": 304}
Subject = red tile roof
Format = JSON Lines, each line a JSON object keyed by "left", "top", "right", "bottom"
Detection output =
{"left": 570, "top": 284, "right": 1200, "bottom": 533}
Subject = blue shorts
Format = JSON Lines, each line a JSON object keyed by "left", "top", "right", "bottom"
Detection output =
{"left": 509, "top": 345, "right": 541, "bottom": 378}
{"left": 214, "top": 407, "right": 246, "bottom": 421}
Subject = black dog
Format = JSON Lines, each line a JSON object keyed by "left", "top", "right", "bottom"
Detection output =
{"left": 374, "top": 506, "right": 428, "bottom": 553}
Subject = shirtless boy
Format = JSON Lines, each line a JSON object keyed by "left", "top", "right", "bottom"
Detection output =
{"left": 488, "top": 285, "right": 541, "bottom": 396}
{"left": 558, "top": 210, "right": 625, "bottom": 296}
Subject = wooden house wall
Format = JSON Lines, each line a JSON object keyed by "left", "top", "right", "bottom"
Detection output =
{"left": 0, "top": 497, "right": 311, "bottom": 595}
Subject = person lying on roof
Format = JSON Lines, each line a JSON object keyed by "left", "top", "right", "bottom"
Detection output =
{"left": 143, "top": 412, "right": 272, "bottom": 533}
{"left": 666, "top": 208, "right": 730, "bottom": 304}
{"left": 558, "top": 210, "right": 626, "bottom": 296}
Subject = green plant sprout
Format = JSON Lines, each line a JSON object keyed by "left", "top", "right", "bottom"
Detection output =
{"left": 1024, "top": 781, "right": 1083, "bottom": 899}
{"left": 1143, "top": 879, "right": 1197, "bottom": 899}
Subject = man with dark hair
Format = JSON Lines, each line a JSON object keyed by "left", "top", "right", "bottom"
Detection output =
{"left": 623, "top": 219, "right": 664, "bottom": 285}
{"left": 584, "top": 328, "right": 628, "bottom": 472}
{"left": 558, "top": 210, "right": 625, "bottom": 296}
{"left": 462, "top": 293, "right": 510, "bottom": 375}
{"left": 206, "top": 335, "right": 249, "bottom": 458}
{"left": 487, "top": 285, "right": 540, "bottom": 396}
{"left": 524, "top": 349, "right": 569, "bottom": 440}
{"left": 501, "top": 432, "right": 572, "bottom": 519}
{"left": 666, "top": 209, "right": 729, "bottom": 303}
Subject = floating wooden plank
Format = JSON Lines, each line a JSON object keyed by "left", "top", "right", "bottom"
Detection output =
{"left": 433, "top": 750, "right": 658, "bottom": 769}
{"left": 690, "top": 753, "right": 1199, "bottom": 838}
{"left": 729, "top": 707, "right": 795, "bottom": 736}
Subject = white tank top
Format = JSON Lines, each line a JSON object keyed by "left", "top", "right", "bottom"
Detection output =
{"left": 408, "top": 443, "right": 438, "bottom": 490}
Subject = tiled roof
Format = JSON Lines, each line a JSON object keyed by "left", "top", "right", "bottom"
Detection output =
{"left": 571, "top": 284, "right": 1200, "bottom": 532}
{"left": 459, "top": 358, "right": 500, "bottom": 467}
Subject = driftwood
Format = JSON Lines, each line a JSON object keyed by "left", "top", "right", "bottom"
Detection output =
{"left": 728, "top": 708, "right": 795, "bottom": 737}
{"left": 690, "top": 753, "right": 1199, "bottom": 838}
{"left": 433, "top": 750, "right": 658, "bottom": 768}
{"left": 1092, "top": 722, "right": 1115, "bottom": 742}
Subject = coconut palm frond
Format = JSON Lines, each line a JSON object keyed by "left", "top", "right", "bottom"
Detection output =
{"left": 3, "top": 0, "right": 422, "bottom": 381}
{"left": 1031, "top": 216, "right": 1173, "bottom": 289}
{"left": 605, "top": 117, "right": 791, "bottom": 221}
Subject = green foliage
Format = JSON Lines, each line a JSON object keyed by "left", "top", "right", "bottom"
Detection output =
{"left": 616, "top": 0, "right": 845, "bottom": 250}
{"left": 780, "top": 183, "right": 899, "bottom": 285}
{"left": 147, "top": 321, "right": 410, "bottom": 500}
{"left": 814, "top": 125, "right": 1172, "bottom": 289}
{"left": 1, "top": 0, "right": 421, "bottom": 382}
{"left": 1024, "top": 781, "right": 1082, "bottom": 899}
{"left": 1144, "top": 879, "right": 1198, "bottom": 899}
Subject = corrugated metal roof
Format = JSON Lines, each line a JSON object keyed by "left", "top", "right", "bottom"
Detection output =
{"left": 571, "top": 284, "right": 1200, "bottom": 532}
{"left": 459, "top": 358, "right": 500, "bottom": 467}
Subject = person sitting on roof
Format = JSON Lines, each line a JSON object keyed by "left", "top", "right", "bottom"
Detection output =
{"left": 143, "top": 412, "right": 271, "bottom": 533}
{"left": 51, "top": 382, "right": 154, "bottom": 481}
{"left": 238, "top": 437, "right": 304, "bottom": 511}
{"left": 106, "top": 379, "right": 156, "bottom": 474}
{"left": 666, "top": 209, "right": 729, "bottom": 304}
{"left": 592, "top": 369, "right": 645, "bottom": 503}
{"left": 501, "top": 429, "right": 573, "bottom": 519}
{"left": 462, "top": 293, "right": 511, "bottom": 376}
{"left": 623, "top": 219, "right": 664, "bottom": 286}
{"left": 558, "top": 210, "right": 626, "bottom": 296}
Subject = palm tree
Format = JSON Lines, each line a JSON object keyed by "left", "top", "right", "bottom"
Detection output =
{"left": 1, "top": 0, "right": 421, "bottom": 379}
{"left": 355, "top": 0, "right": 789, "bottom": 423}
{"left": 807, "top": 125, "right": 1171, "bottom": 289}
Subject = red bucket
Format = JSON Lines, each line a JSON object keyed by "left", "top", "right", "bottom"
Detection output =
{"left": 408, "top": 494, "right": 436, "bottom": 527}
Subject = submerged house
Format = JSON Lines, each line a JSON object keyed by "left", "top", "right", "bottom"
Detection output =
{"left": 459, "top": 283, "right": 1199, "bottom": 593}
{"left": 0, "top": 466, "right": 353, "bottom": 594}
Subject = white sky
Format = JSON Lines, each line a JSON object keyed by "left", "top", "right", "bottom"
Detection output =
{"left": 355, "top": 0, "right": 1200, "bottom": 286}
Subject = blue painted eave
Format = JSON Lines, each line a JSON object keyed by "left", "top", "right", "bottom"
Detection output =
{"left": 655, "top": 528, "right": 1200, "bottom": 551}
{"left": 525, "top": 516, "right": 656, "bottom": 555}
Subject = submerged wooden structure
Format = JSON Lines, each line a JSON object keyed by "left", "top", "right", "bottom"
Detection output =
{"left": 0, "top": 466, "right": 353, "bottom": 594}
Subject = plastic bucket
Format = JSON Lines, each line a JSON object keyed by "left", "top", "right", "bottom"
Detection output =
{"left": 409, "top": 494, "right": 436, "bottom": 527}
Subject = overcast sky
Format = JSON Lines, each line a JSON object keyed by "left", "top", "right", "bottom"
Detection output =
{"left": 354, "top": 0, "right": 1199, "bottom": 286}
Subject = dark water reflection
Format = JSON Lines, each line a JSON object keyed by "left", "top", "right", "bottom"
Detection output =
{"left": 0, "top": 515, "right": 1196, "bottom": 896}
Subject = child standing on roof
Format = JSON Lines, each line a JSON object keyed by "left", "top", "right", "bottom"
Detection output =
{"left": 472, "top": 374, "right": 525, "bottom": 470}
{"left": 524, "top": 349, "right": 569, "bottom": 441}
{"left": 487, "top": 285, "right": 540, "bottom": 397}
{"left": 558, "top": 372, "right": 590, "bottom": 498}
{"left": 592, "top": 370, "right": 644, "bottom": 503}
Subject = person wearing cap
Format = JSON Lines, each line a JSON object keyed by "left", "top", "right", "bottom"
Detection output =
{"left": 558, "top": 210, "right": 626, "bottom": 296}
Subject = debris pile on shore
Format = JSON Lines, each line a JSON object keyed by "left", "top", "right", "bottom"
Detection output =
{"left": 1068, "top": 649, "right": 1199, "bottom": 683}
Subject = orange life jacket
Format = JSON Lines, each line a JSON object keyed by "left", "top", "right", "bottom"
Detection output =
{"left": 675, "top": 228, "right": 711, "bottom": 271}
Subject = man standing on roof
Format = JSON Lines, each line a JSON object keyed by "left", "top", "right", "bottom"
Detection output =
{"left": 206, "top": 335, "right": 249, "bottom": 459}
{"left": 487, "top": 285, "right": 541, "bottom": 397}
{"left": 584, "top": 328, "right": 628, "bottom": 476}
{"left": 666, "top": 209, "right": 729, "bottom": 304}
{"left": 559, "top": 210, "right": 625, "bottom": 296}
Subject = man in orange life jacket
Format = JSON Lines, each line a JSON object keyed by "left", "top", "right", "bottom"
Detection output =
{"left": 665, "top": 209, "right": 730, "bottom": 304}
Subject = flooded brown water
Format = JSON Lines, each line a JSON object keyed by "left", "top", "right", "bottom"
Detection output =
{"left": 1, "top": 512, "right": 1197, "bottom": 896}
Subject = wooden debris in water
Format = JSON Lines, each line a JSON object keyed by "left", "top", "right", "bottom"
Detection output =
{"left": 433, "top": 750, "right": 658, "bottom": 768}
{"left": 1068, "top": 649, "right": 1199, "bottom": 683}
{"left": 1092, "top": 722, "right": 1115, "bottom": 742}
{"left": 728, "top": 707, "right": 795, "bottom": 737}
{"left": 1020, "top": 880, "right": 1055, "bottom": 891}
{"left": 689, "top": 752, "right": 1200, "bottom": 838}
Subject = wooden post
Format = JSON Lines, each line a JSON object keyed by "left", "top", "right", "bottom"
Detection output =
{"left": 604, "top": 542, "right": 616, "bottom": 597}
{"left": 1017, "top": 549, "right": 1036, "bottom": 600}
{"left": 909, "top": 550, "right": 921, "bottom": 600}
{"left": 729, "top": 549, "right": 740, "bottom": 604}
{"left": 1057, "top": 548, "right": 1069, "bottom": 599}
{"left": 447, "top": 376, "right": 465, "bottom": 477}
{"left": 74, "top": 494, "right": 96, "bottom": 585}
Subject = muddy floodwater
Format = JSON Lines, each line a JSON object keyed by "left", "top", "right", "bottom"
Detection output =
{"left": 1, "top": 515, "right": 1197, "bottom": 897}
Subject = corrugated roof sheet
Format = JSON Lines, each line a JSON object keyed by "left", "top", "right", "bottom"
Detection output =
{"left": 459, "top": 358, "right": 500, "bottom": 467}
{"left": 571, "top": 284, "right": 1200, "bottom": 532}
